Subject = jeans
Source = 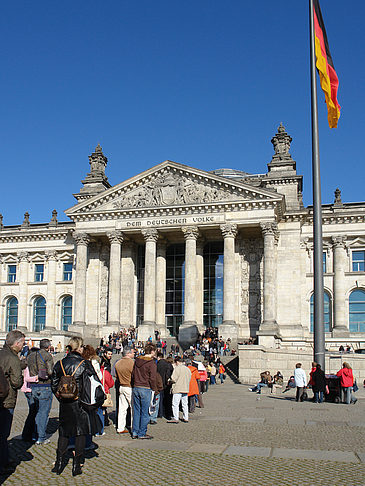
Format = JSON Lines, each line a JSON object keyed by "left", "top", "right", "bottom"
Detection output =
{"left": 342, "top": 387, "right": 356, "bottom": 404}
{"left": 117, "top": 386, "right": 132, "bottom": 432}
{"left": 251, "top": 383, "right": 268, "bottom": 394}
{"left": 210, "top": 375, "right": 216, "bottom": 385}
{"left": 219, "top": 373, "right": 224, "bottom": 384}
{"left": 172, "top": 393, "right": 188, "bottom": 421}
{"left": 0, "top": 408, "right": 14, "bottom": 471}
{"left": 31, "top": 385, "right": 53, "bottom": 442}
{"left": 132, "top": 387, "right": 153, "bottom": 438}
{"left": 22, "top": 392, "right": 37, "bottom": 441}
{"left": 150, "top": 393, "right": 160, "bottom": 422}
{"left": 96, "top": 407, "right": 104, "bottom": 434}
{"left": 314, "top": 391, "right": 324, "bottom": 403}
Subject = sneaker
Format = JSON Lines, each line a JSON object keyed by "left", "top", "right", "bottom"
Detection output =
{"left": 149, "top": 420, "right": 157, "bottom": 425}
{"left": 180, "top": 419, "right": 188, "bottom": 423}
{"left": 138, "top": 435, "right": 153, "bottom": 440}
{"left": 117, "top": 429, "right": 130, "bottom": 434}
{"left": 131, "top": 435, "right": 138, "bottom": 439}
{"left": 95, "top": 432, "right": 105, "bottom": 437}
{"left": 248, "top": 388, "right": 253, "bottom": 392}
{"left": 35, "top": 438, "right": 51, "bottom": 445}
{"left": 167, "top": 419, "right": 179, "bottom": 423}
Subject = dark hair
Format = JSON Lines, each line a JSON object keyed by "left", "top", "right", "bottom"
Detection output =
{"left": 144, "top": 343, "right": 156, "bottom": 355}
{"left": 316, "top": 363, "right": 322, "bottom": 370}
{"left": 174, "top": 356, "right": 182, "bottom": 363}
{"left": 296, "top": 363, "right": 302, "bottom": 368}
{"left": 40, "top": 339, "right": 51, "bottom": 350}
{"left": 6, "top": 330, "right": 25, "bottom": 347}
{"left": 156, "top": 351, "right": 163, "bottom": 359}
{"left": 82, "top": 344, "right": 97, "bottom": 360}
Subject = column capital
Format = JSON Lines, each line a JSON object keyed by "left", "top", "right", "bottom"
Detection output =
{"left": 260, "top": 221, "right": 278, "bottom": 237}
{"left": 72, "top": 231, "right": 90, "bottom": 246}
{"left": 142, "top": 229, "right": 159, "bottom": 242}
{"left": 17, "top": 251, "right": 29, "bottom": 263}
{"left": 182, "top": 226, "right": 200, "bottom": 240}
{"left": 45, "top": 250, "right": 58, "bottom": 261}
{"left": 331, "top": 235, "right": 346, "bottom": 249}
{"left": 220, "top": 223, "right": 238, "bottom": 238}
{"left": 107, "top": 230, "right": 124, "bottom": 244}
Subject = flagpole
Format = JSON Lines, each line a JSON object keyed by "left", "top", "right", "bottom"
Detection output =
{"left": 309, "top": 0, "right": 325, "bottom": 370}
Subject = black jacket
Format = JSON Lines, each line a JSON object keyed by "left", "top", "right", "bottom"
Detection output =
{"left": 51, "top": 351, "right": 100, "bottom": 437}
{"left": 312, "top": 368, "right": 326, "bottom": 392}
{"left": 157, "top": 359, "right": 173, "bottom": 388}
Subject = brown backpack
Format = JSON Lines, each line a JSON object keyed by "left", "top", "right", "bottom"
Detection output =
{"left": 56, "top": 359, "right": 84, "bottom": 401}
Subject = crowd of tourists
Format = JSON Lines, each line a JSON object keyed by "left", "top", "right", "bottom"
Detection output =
{"left": 248, "top": 361, "right": 358, "bottom": 404}
{"left": 0, "top": 329, "right": 226, "bottom": 477}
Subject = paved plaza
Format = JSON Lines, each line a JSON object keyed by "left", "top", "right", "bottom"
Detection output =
{"left": 1, "top": 372, "right": 365, "bottom": 485}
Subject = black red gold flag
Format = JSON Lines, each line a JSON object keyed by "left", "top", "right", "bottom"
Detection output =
{"left": 313, "top": 0, "right": 341, "bottom": 128}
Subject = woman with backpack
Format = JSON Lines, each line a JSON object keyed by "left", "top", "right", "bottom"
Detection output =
{"left": 51, "top": 337, "right": 101, "bottom": 477}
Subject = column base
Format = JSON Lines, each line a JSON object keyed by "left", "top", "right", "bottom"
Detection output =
{"left": 178, "top": 322, "right": 199, "bottom": 351}
{"left": 257, "top": 321, "right": 282, "bottom": 348}
{"left": 219, "top": 321, "right": 238, "bottom": 340}
{"left": 138, "top": 322, "right": 156, "bottom": 342}
{"left": 332, "top": 327, "right": 350, "bottom": 338}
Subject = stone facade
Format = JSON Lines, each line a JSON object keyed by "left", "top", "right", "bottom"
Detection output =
{"left": 1, "top": 125, "right": 365, "bottom": 349}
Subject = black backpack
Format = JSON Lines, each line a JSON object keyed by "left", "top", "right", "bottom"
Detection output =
{"left": 0, "top": 365, "right": 9, "bottom": 399}
{"left": 56, "top": 359, "right": 84, "bottom": 401}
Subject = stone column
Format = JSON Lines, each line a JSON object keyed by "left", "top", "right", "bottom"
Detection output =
{"left": 45, "top": 250, "right": 57, "bottom": 330}
{"left": 220, "top": 224, "right": 238, "bottom": 339}
{"left": 182, "top": 226, "right": 199, "bottom": 327}
{"left": 196, "top": 238, "right": 205, "bottom": 333}
{"left": 17, "top": 252, "right": 29, "bottom": 332}
{"left": 258, "top": 222, "right": 280, "bottom": 345}
{"left": 120, "top": 242, "right": 136, "bottom": 329}
{"left": 73, "top": 232, "right": 90, "bottom": 326}
{"left": 139, "top": 229, "right": 159, "bottom": 341}
{"left": 155, "top": 240, "right": 167, "bottom": 337}
{"left": 107, "top": 231, "right": 123, "bottom": 328}
{"left": 332, "top": 236, "right": 349, "bottom": 335}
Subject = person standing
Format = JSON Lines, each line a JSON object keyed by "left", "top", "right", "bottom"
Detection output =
{"left": 26, "top": 339, "right": 54, "bottom": 444}
{"left": 187, "top": 360, "right": 200, "bottom": 413}
{"left": 218, "top": 363, "right": 226, "bottom": 384}
{"left": 51, "top": 337, "right": 100, "bottom": 476}
{"left": 337, "top": 362, "right": 357, "bottom": 404}
{"left": 0, "top": 330, "right": 25, "bottom": 474}
{"left": 167, "top": 357, "right": 191, "bottom": 424}
{"left": 294, "top": 363, "right": 307, "bottom": 402}
{"left": 115, "top": 346, "right": 135, "bottom": 434}
{"left": 21, "top": 366, "right": 39, "bottom": 442}
{"left": 312, "top": 364, "right": 326, "bottom": 403}
{"left": 131, "top": 343, "right": 157, "bottom": 439}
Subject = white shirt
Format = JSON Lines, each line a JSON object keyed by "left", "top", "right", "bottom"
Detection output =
{"left": 294, "top": 368, "right": 307, "bottom": 387}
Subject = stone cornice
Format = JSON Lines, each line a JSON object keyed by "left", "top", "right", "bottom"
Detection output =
{"left": 0, "top": 230, "right": 70, "bottom": 244}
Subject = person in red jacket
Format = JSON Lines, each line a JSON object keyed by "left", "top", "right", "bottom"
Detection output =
{"left": 97, "top": 365, "right": 114, "bottom": 435}
{"left": 337, "top": 362, "right": 357, "bottom": 404}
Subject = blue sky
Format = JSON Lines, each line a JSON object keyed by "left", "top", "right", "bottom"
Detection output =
{"left": 1, "top": 1, "right": 364, "bottom": 225}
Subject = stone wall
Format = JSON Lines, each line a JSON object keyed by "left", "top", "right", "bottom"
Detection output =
{"left": 238, "top": 344, "right": 365, "bottom": 384}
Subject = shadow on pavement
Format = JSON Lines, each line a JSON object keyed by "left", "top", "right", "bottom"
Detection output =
{"left": 0, "top": 438, "right": 34, "bottom": 484}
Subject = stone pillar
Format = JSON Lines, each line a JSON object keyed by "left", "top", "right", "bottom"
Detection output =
{"left": 17, "top": 252, "right": 29, "bottom": 332}
{"left": 257, "top": 222, "right": 280, "bottom": 346}
{"left": 139, "top": 229, "right": 159, "bottom": 341}
{"left": 196, "top": 238, "right": 205, "bottom": 333}
{"left": 73, "top": 232, "right": 90, "bottom": 326}
{"left": 45, "top": 250, "right": 57, "bottom": 330}
{"left": 120, "top": 242, "right": 136, "bottom": 329}
{"left": 182, "top": 226, "right": 199, "bottom": 327}
{"left": 219, "top": 223, "right": 238, "bottom": 339}
{"left": 332, "top": 236, "right": 349, "bottom": 336}
{"left": 156, "top": 240, "right": 167, "bottom": 338}
{"left": 107, "top": 231, "right": 123, "bottom": 328}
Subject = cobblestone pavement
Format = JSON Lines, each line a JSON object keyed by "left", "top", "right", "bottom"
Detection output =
{"left": 2, "top": 378, "right": 365, "bottom": 485}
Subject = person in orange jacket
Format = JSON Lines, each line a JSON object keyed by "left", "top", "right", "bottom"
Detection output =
{"left": 218, "top": 363, "right": 225, "bottom": 384}
{"left": 187, "top": 360, "right": 201, "bottom": 413}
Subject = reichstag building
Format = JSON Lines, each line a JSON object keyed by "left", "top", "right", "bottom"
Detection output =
{"left": 1, "top": 124, "right": 364, "bottom": 349}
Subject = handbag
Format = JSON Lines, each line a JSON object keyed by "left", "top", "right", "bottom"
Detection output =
{"left": 102, "top": 371, "right": 113, "bottom": 408}
{"left": 37, "top": 351, "right": 49, "bottom": 380}
{"left": 353, "top": 381, "right": 358, "bottom": 393}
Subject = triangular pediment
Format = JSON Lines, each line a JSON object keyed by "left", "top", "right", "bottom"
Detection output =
{"left": 65, "top": 160, "right": 282, "bottom": 218}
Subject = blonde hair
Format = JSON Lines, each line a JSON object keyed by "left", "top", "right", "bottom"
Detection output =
{"left": 68, "top": 336, "right": 84, "bottom": 352}
{"left": 343, "top": 362, "right": 352, "bottom": 370}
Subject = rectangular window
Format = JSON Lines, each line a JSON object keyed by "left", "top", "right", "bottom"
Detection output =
{"left": 8, "top": 265, "right": 16, "bottom": 283}
{"left": 323, "top": 252, "right": 327, "bottom": 273}
{"left": 63, "top": 263, "right": 73, "bottom": 281}
{"left": 352, "top": 251, "right": 365, "bottom": 272}
{"left": 34, "top": 264, "right": 44, "bottom": 282}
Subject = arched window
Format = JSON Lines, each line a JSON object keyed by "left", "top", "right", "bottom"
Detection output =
{"left": 6, "top": 297, "right": 18, "bottom": 331}
{"left": 310, "top": 291, "right": 332, "bottom": 332}
{"left": 349, "top": 289, "right": 365, "bottom": 332}
{"left": 61, "top": 296, "right": 72, "bottom": 331}
{"left": 33, "top": 296, "right": 46, "bottom": 332}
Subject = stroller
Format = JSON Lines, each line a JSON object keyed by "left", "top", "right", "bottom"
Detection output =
{"left": 324, "top": 374, "right": 341, "bottom": 403}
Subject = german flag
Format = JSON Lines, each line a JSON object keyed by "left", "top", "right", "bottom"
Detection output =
{"left": 313, "top": 0, "right": 341, "bottom": 128}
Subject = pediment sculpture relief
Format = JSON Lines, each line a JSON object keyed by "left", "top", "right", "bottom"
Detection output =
{"left": 112, "top": 172, "right": 254, "bottom": 210}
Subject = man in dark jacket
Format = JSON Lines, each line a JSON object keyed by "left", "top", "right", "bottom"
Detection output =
{"left": 131, "top": 343, "right": 157, "bottom": 439}
{"left": 25, "top": 338, "right": 54, "bottom": 444}
{"left": 0, "top": 330, "right": 25, "bottom": 473}
{"left": 156, "top": 351, "right": 173, "bottom": 419}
